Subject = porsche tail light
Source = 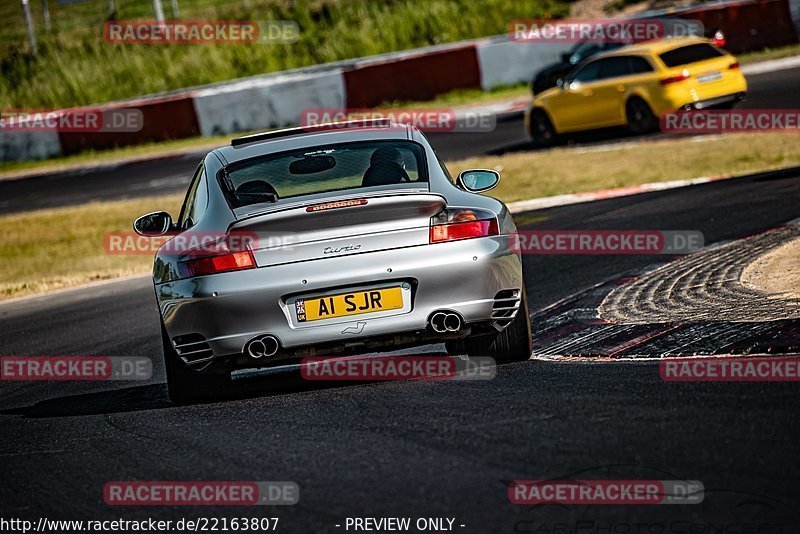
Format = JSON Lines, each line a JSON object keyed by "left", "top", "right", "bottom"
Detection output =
{"left": 430, "top": 208, "right": 499, "bottom": 243}
{"left": 179, "top": 250, "right": 255, "bottom": 278}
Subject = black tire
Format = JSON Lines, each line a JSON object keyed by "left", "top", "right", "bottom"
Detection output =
{"left": 529, "top": 108, "right": 558, "bottom": 147}
{"left": 162, "top": 322, "right": 232, "bottom": 404}
{"left": 625, "top": 97, "right": 658, "bottom": 134}
{"left": 444, "top": 339, "right": 464, "bottom": 356}
{"left": 464, "top": 288, "right": 532, "bottom": 363}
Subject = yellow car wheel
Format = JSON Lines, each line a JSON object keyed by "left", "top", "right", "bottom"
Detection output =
{"left": 625, "top": 97, "right": 658, "bottom": 135}
{"left": 529, "top": 108, "right": 558, "bottom": 147}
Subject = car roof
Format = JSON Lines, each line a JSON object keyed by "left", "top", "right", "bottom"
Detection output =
{"left": 592, "top": 36, "right": 713, "bottom": 59}
{"left": 212, "top": 122, "right": 413, "bottom": 165}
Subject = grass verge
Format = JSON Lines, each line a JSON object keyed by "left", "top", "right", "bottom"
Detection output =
{"left": 2, "top": 132, "right": 799, "bottom": 301}
{"left": 738, "top": 43, "right": 800, "bottom": 65}
{"left": 0, "top": 194, "right": 182, "bottom": 300}
{"left": 1, "top": 0, "right": 568, "bottom": 110}
{"left": 448, "top": 132, "right": 800, "bottom": 203}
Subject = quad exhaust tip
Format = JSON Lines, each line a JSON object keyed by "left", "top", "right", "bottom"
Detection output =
{"left": 430, "top": 311, "right": 463, "bottom": 333}
{"left": 246, "top": 335, "right": 280, "bottom": 359}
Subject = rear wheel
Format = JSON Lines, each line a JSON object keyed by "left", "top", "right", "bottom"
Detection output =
{"left": 162, "top": 322, "right": 232, "bottom": 404}
{"left": 464, "top": 288, "right": 532, "bottom": 363}
{"left": 626, "top": 97, "right": 658, "bottom": 134}
{"left": 529, "top": 109, "right": 558, "bottom": 147}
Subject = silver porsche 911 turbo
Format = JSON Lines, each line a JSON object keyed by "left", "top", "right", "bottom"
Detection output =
{"left": 134, "top": 119, "right": 531, "bottom": 403}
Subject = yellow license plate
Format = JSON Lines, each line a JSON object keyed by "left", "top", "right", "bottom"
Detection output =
{"left": 295, "top": 287, "right": 404, "bottom": 322}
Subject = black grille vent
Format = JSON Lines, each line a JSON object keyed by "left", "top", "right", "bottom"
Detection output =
{"left": 172, "top": 333, "right": 213, "bottom": 363}
{"left": 492, "top": 289, "right": 521, "bottom": 326}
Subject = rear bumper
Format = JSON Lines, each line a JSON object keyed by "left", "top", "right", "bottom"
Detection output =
{"left": 156, "top": 235, "right": 523, "bottom": 365}
{"left": 680, "top": 91, "right": 746, "bottom": 110}
{"left": 653, "top": 72, "right": 748, "bottom": 115}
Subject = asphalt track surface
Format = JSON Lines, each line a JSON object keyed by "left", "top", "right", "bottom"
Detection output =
{"left": 2, "top": 165, "right": 800, "bottom": 530}
{"left": 1, "top": 66, "right": 799, "bottom": 215}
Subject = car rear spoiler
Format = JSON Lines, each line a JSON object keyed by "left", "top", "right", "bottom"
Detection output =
{"left": 231, "top": 119, "right": 396, "bottom": 147}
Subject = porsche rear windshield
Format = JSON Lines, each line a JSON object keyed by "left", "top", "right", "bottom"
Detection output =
{"left": 223, "top": 140, "right": 427, "bottom": 206}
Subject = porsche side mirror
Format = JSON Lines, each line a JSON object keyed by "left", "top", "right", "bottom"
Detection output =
{"left": 457, "top": 169, "right": 500, "bottom": 193}
{"left": 133, "top": 211, "right": 173, "bottom": 236}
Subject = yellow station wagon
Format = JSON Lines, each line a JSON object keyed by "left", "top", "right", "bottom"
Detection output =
{"left": 525, "top": 37, "right": 747, "bottom": 144}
